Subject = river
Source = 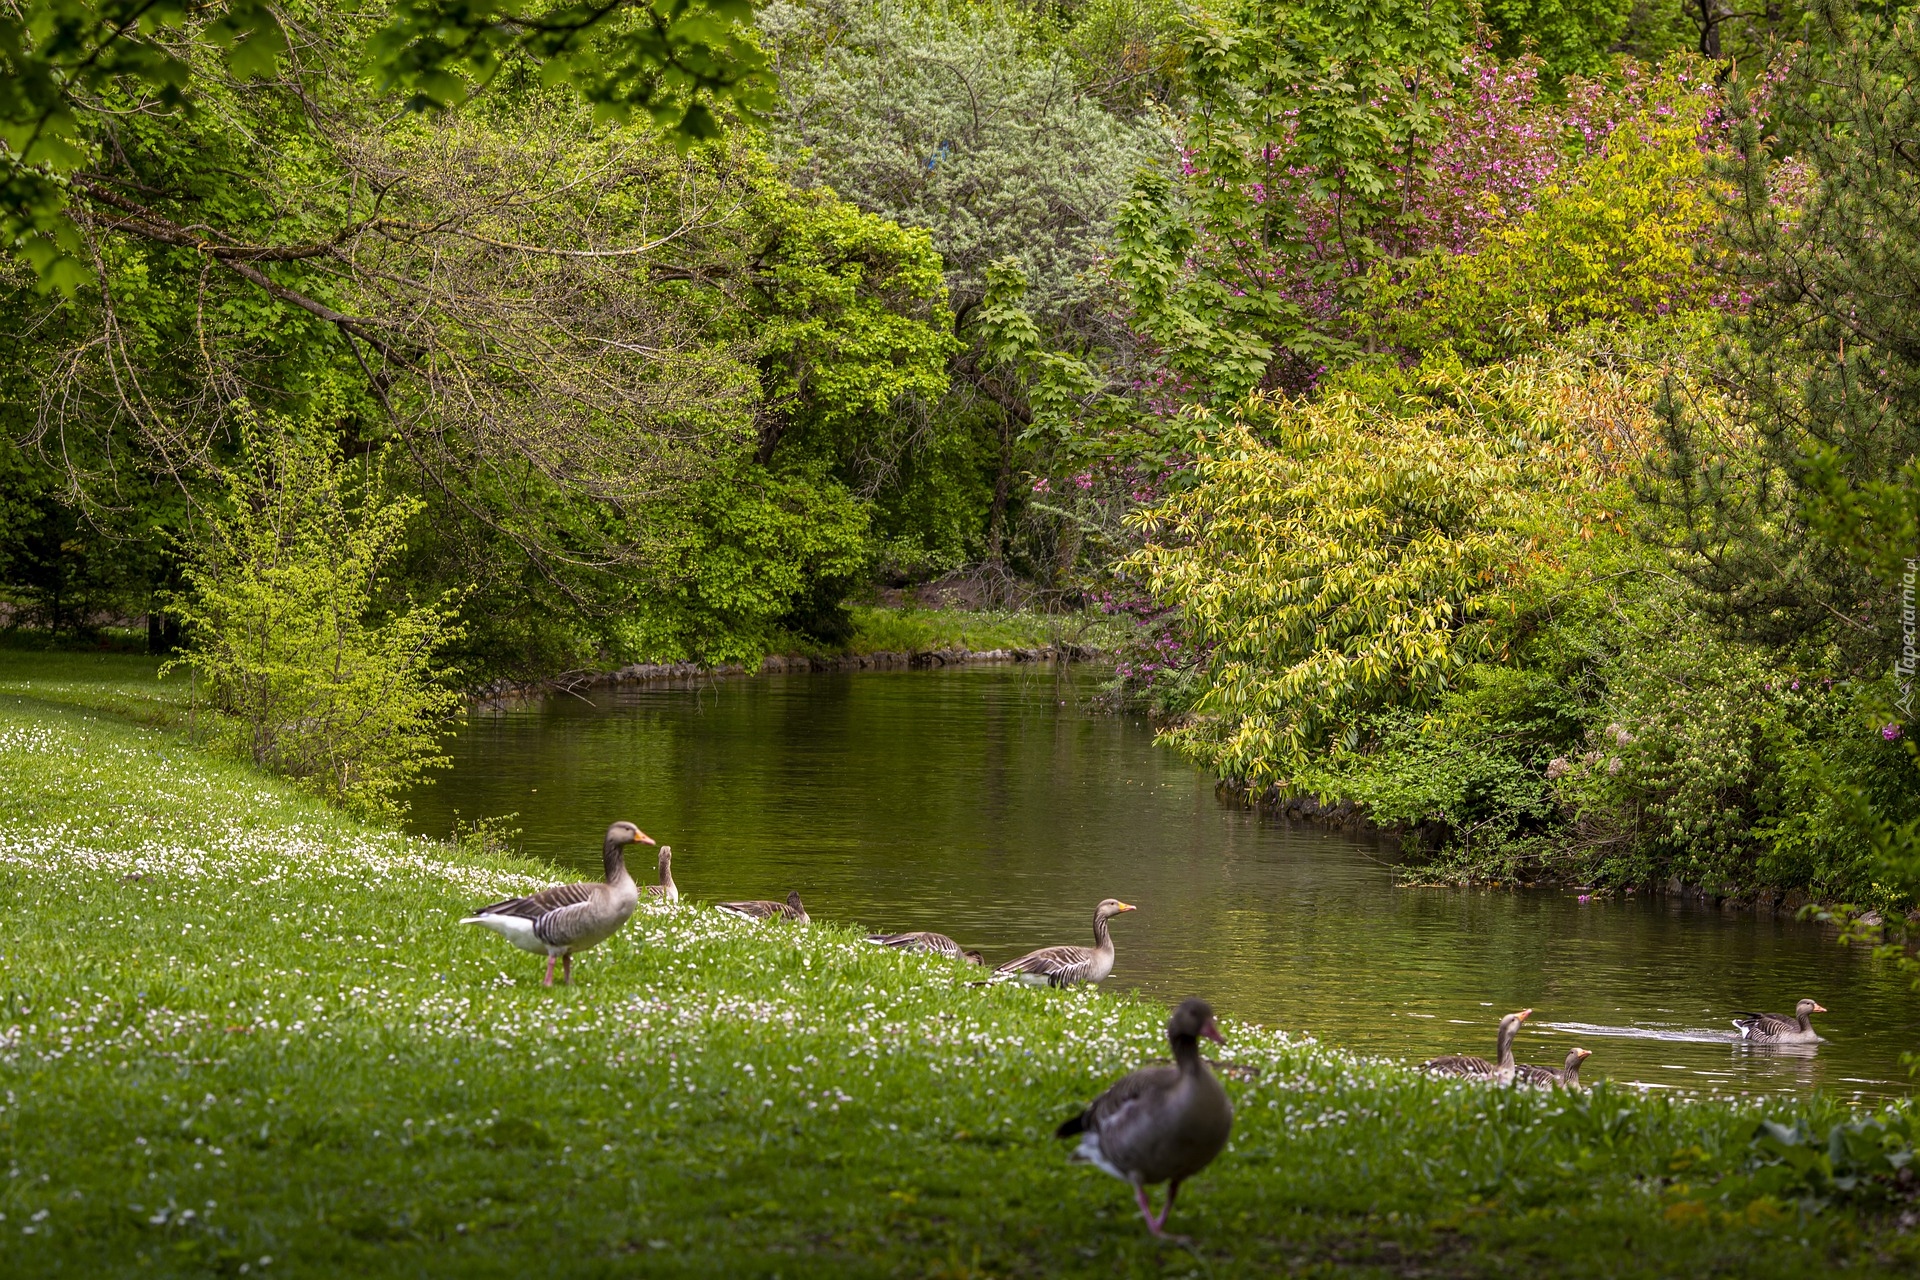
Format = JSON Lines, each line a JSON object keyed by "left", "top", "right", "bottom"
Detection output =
{"left": 408, "top": 664, "right": 1917, "bottom": 1101}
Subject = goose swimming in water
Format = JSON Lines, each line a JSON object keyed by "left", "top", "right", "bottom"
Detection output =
{"left": 994, "top": 899, "right": 1135, "bottom": 987}
{"left": 1420, "top": 1009, "right": 1532, "bottom": 1085}
{"left": 865, "top": 931, "right": 985, "bottom": 964}
{"left": 461, "top": 821, "right": 650, "bottom": 986}
{"left": 716, "top": 891, "right": 809, "bottom": 923}
{"left": 1733, "top": 999, "right": 1826, "bottom": 1044}
{"left": 1056, "top": 997, "right": 1234, "bottom": 1238}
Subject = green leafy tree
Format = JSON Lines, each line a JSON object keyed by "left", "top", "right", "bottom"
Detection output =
{"left": 0, "top": 0, "right": 769, "bottom": 290}
{"left": 169, "top": 404, "right": 463, "bottom": 817}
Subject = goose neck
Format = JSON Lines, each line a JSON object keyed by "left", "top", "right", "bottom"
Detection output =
{"left": 1170, "top": 1032, "right": 1202, "bottom": 1073}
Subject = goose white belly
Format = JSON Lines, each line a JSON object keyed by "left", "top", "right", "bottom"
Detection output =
{"left": 462, "top": 913, "right": 554, "bottom": 955}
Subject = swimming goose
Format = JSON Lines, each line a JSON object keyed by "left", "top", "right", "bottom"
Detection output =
{"left": 994, "top": 899, "right": 1136, "bottom": 987}
{"left": 1515, "top": 1046, "right": 1591, "bottom": 1089}
{"left": 1733, "top": 999, "right": 1826, "bottom": 1044}
{"left": 716, "top": 891, "right": 809, "bottom": 923}
{"left": 462, "top": 821, "right": 650, "bottom": 986}
{"left": 643, "top": 845, "right": 678, "bottom": 904}
{"left": 1420, "top": 1009, "right": 1532, "bottom": 1084}
{"left": 1056, "top": 997, "right": 1234, "bottom": 1238}
{"left": 864, "top": 931, "right": 985, "bottom": 964}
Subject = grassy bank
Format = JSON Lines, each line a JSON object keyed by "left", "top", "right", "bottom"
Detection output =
{"left": 2, "top": 655, "right": 1916, "bottom": 1277}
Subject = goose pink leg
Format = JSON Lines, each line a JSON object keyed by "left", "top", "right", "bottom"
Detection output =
{"left": 562, "top": 953, "right": 573, "bottom": 984}
{"left": 543, "top": 954, "right": 557, "bottom": 987}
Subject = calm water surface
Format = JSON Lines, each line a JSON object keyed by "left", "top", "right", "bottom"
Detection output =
{"left": 410, "top": 666, "right": 1918, "bottom": 1101}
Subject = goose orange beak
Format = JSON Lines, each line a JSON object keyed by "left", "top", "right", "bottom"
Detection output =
{"left": 1812, "top": 1002, "right": 1827, "bottom": 1013}
{"left": 1516, "top": 1008, "right": 1533, "bottom": 1021}
{"left": 635, "top": 830, "right": 657, "bottom": 845}
{"left": 1116, "top": 901, "right": 1138, "bottom": 912}
{"left": 1201, "top": 1018, "right": 1225, "bottom": 1045}
{"left": 1575, "top": 1048, "right": 1592, "bottom": 1060}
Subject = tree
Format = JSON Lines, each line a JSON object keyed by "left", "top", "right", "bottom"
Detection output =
{"left": 1, "top": 0, "right": 770, "bottom": 290}
{"left": 1655, "top": 0, "right": 1919, "bottom": 671}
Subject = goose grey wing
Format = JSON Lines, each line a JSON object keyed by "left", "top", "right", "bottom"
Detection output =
{"left": 1421, "top": 1054, "right": 1493, "bottom": 1077}
{"left": 997, "top": 944, "right": 1093, "bottom": 981}
{"left": 476, "top": 881, "right": 594, "bottom": 920}
{"left": 1735, "top": 1011, "right": 1796, "bottom": 1036}
{"left": 532, "top": 897, "right": 612, "bottom": 948}
{"left": 1513, "top": 1064, "right": 1557, "bottom": 1087}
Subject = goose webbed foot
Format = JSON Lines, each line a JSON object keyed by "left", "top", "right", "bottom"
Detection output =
{"left": 1134, "top": 1180, "right": 1186, "bottom": 1239}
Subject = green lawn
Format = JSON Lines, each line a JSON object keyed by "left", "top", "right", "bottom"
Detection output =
{"left": 0, "top": 655, "right": 1915, "bottom": 1277}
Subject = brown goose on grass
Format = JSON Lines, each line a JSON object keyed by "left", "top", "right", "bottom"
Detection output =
{"left": 716, "top": 891, "right": 809, "bottom": 923}
{"left": 993, "top": 898, "right": 1135, "bottom": 987}
{"left": 1056, "top": 997, "right": 1234, "bottom": 1239}
{"left": 461, "top": 821, "right": 651, "bottom": 986}
{"left": 864, "top": 931, "right": 986, "bottom": 965}
{"left": 642, "top": 845, "right": 678, "bottom": 904}
{"left": 1420, "top": 1009, "right": 1532, "bottom": 1084}
{"left": 1733, "top": 999, "right": 1826, "bottom": 1044}
{"left": 1515, "top": 1046, "right": 1591, "bottom": 1090}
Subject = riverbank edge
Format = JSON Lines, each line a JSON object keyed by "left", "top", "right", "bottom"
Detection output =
{"left": 1214, "top": 778, "right": 1920, "bottom": 926}
{"left": 470, "top": 640, "right": 1106, "bottom": 702}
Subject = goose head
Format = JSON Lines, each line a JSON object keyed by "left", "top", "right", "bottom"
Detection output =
{"left": 962, "top": 950, "right": 987, "bottom": 966}
{"left": 1797, "top": 999, "right": 1827, "bottom": 1018}
{"left": 1096, "top": 898, "right": 1138, "bottom": 922}
{"left": 606, "top": 821, "right": 655, "bottom": 847}
{"left": 1565, "top": 1047, "right": 1593, "bottom": 1070}
{"left": 1169, "top": 997, "right": 1225, "bottom": 1046}
{"left": 786, "top": 891, "right": 805, "bottom": 912}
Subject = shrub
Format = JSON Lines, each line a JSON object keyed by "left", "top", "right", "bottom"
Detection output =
{"left": 168, "top": 406, "right": 463, "bottom": 818}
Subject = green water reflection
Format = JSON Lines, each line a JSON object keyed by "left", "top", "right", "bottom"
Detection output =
{"left": 408, "top": 666, "right": 1917, "bottom": 1101}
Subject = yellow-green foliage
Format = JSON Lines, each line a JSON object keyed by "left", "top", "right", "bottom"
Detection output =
{"left": 169, "top": 406, "right": 464, "bottom": 818}
{"left": 1124, "top": 357, "right": 1648, "bottom": 782}
{"left": 1369, "top": 65, "right": 1724, "bottom": 362}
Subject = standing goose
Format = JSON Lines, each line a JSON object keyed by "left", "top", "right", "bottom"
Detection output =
{"left": 643, "top": 845, "right": 678, "bottom": 904}
{"left": 716, "top": 891, "right": 809, "bottom": 923}
{"left": 462, "top": 821, "right": 651, "bottom": 986}
{"left": 994, "top": 898, "right": 1136, "bottom": 987}
{"left": 1056, "top": 997, "right": 1234, "bottom": 1239}
{"left": 1420, "top": 1009, "right": 1532, "bottom": 1084}
{"left": 1515, "top": 1047, "right": 1592, "bottom": 1090}
{"left": 1733, "top": 999, "right": 1826, "bottom": 1044}
{"left": 865, "top": 931, "right": 985, "bottom": 965}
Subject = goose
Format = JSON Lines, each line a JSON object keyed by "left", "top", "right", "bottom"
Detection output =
{"left": 643, "top": 845, "right": 678, "bottom": 904}
{"left": 1515, "top": 1046, "right": 1592, "bottom": 1090}
{"left": 1055, "top": 997, "right": 1233, "bottom": 1239}
{"left": 993, "top": 898, "right": 1136, "bottom": 987}
{"left": 716, "top": 891, "right": 809, "bottom": 923}
{"left": 462, "top": 821, "right": 650, "bottom": 986}
{"left": 1420, "top": 1009, "right": 1532, "bottom": 1084}
{"left": 864, "top": 931, "right": 985, "bottom": 964}
{"left": 1733, "top": 999, "right": 1826, "bottom": 1044}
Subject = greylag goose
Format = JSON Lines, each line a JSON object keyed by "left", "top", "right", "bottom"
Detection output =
{"left": 994, "top": 898, "right": 1136, "bottom": 987}
{"left": 643, "top": 845, "right": 678, "bottom": 904}
{"left": 1515, "top": 1046, "right": 1591, "bottom": 1089}
{"left": 864, "top": 931, "right": 985, "bottom": 965}
{"left": 462, "top": 821, "right": 650, "bottom": 986}
{"left": 1420, "top": 1009, "right": 1532, "bottom": 1084}
{"left": 1733, "top": 999, "right": 1826, "bottom": 1044}
{"left": 716, "top": 891, "right": 809, "bottom": 923}
{"left": 1055, "top": 997, "right": 1233, "bottom": 1238}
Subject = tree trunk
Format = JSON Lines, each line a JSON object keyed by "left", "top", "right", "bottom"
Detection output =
{"left": 986, "top": 414, "right": 1014, "bottom": 562}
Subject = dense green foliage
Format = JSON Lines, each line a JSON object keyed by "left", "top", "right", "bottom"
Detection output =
{"left": 166, "top": 407, "right": 462, "bottom": 817}
{"left": 2, "top": 662, "right": 1916, "bottom": 1276}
